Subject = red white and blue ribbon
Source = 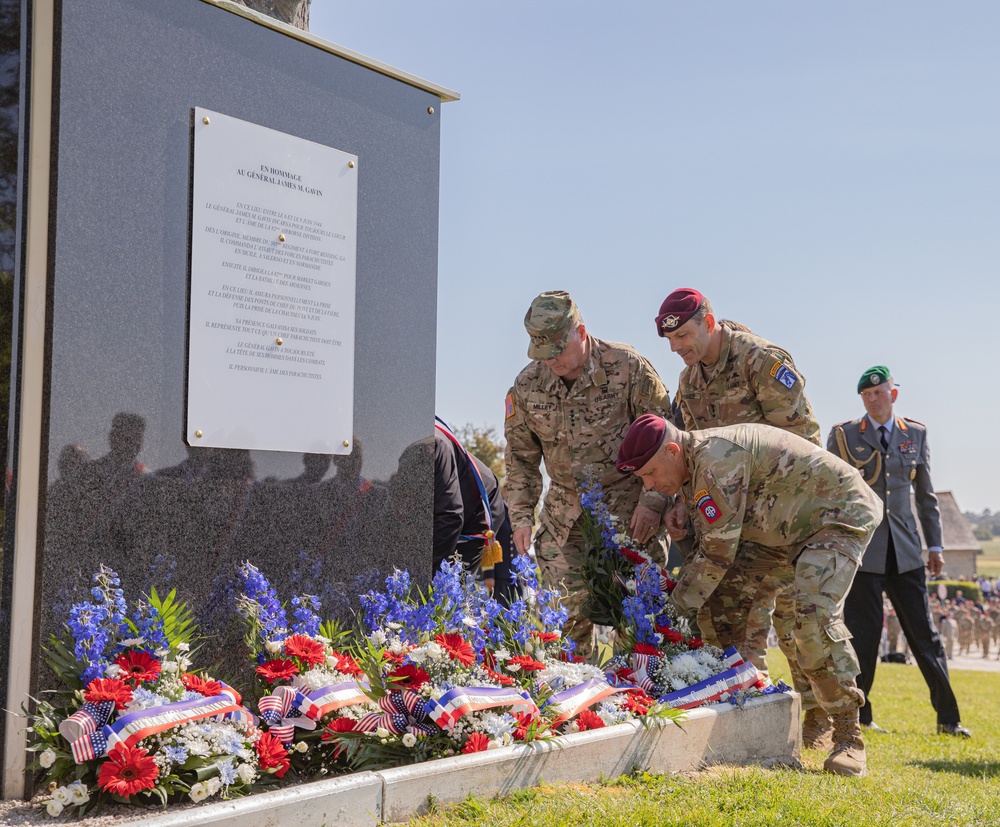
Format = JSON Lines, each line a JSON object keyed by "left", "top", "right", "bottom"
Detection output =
{"left": 355, "top": 690, "right": 437, "bottom": 736}
{"left": 62, "top": 685, "right": 254, "bottom": 764}
{"left": 657, "top": 647, "right": 761, "bottom": 709}
{"left": 423, "top": 685, "right": 538, "bottom": 731}
{"left": 259, "top": 681, "right": 370, "bottom": 747}
{"left": 548, "top": 678, "right": 629, "bottom": 726}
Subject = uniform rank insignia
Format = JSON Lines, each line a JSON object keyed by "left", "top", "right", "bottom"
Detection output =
{"left": 695, "top": 489, "right": 720, "bottom": 523}
{"left": 769, "top": 361, "right": 799, "bottom": 389}
{"left": 505, "top": 393, "right": 515, "bottom": 419}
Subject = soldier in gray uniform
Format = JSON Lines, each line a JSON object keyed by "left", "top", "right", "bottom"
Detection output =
{"left": 504, "top": 291, "right": 673, "bottom": 656}
{"left": 827, "top": 366, "right": 969, "bottom": 737}
{"left": 616, "top": 414, "right": 882, "bottom": 777}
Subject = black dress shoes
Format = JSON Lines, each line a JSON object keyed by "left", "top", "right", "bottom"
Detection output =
{"left": 937, "top": 723, "right": 972, "bottom": 737}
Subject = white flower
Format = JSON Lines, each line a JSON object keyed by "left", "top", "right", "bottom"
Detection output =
{"left": 369, "top": 630, "right": 388, "bottom": 646}
{"left": 206, "top": 777, "right": 222, "bottom": 796}
{"left": 186, "top": 740, "right": 211, "bottom": 757}
{"left": 265, "top": 640, "right": 283, "bottom": 654}
{"left": 119, "top": 637, "right": 146, "bottom": 648}
{"left": 387, "top": 621, "right": 402, "bottom": 630}
{"left": 325, "top": 655, "right": 342, "bottom": 670}
{"left": 51, "top": 786, "right": 72, "bottom": 806}
{"left": 39, "top": 748, "right": 56, "bottom": 768}
{"left": 506, "top": 663, "right": 522, "bottom": 673}
{"left": 67, "top": 782, "right": 89, "bottom": 805}
{"left": 161, "top": 660, "right": 178, "bottom": 673}
{"left": 487, "top": 739, "right": 500, "bottom": 750}
{"left": 177, "top": 642, "right": 190, "bottom": 652}
{"left": 426, "top": 642, "right": 445, "bottom": 662}
{"left": 401, "top": 733, "right": 417, "bottom": 748}
{"left": 177, "top": 656, "right": 192, "bottom": 671}
{"left": 236, "top": 764, "right": 257, "bottom": 784}
{"left": 104, "top": 663, "right": 123, "bottom": 678}
{"left": 188, "top": 782, "right": 210, "bottom": 803}
{"left": 493, "top": 647, "right": 511, "bottom": 662}
{"left": 625, "top": 579, "right": 637, "bottom": 592}
{"left": 462, "top": 616, "right": 478, "bottom": 628}
{"left": 375, "top": 727, "right": 390, "bottom": 739}
{"left": 45, "top": 799, "right": 64, "bottom": 817}
{"left": 294, "top": 741, "right": 309, "bottom": 753}
{"left": 155, "top": 648, "right": 169, "bottom": 659}
{"left": 407, "top": 648, "right": 427, "bottom": 664}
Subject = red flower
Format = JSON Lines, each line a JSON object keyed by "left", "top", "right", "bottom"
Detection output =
{"left": 462, "top": 732, "right": 491, "bottom": 754}
{"left": 482, "top": 650, "right": 497, "bottom": 669}
{"left": 256, "top": 658, "right": 299, "bottom": 684}
{"left": 687, "top": 637, "right": 705, "bottom": 650}
{"left": 484, "top": 667, "right": 515, "bottom": 687}
{"left": 96, "top": 744, "right": 159, "bottom": 797}
{"left": 435, "top": 633, "right": 476, "bottom": 666}
{"left": 620, "top": 547, "right": 646, "bottom": 565}
{"left": 559, "top": 650, "right": 585, "bottom": 663}
{"left": 181, "top": 673, "right": 222, "bottom": 697}
{"left": 331, "top": 652, "right": 364, "bottom": 676}
{"left": 532, "top": 631, "right": 560, "bottom": 643}
{"left": 615, "top": 667, "right": 636, "bottom": 682}
{"left": 388, "top": 663, "right": 430, "bottom": 690}
{"left": 622, "top": 690, "right": 655, "bottom": 715}
{"left": 513, "top": 711, "right": 538, "bottom": 740}
{"left": 508, "top": 655, "right": 546, "bottom": 672}
{"left": 381, "top": 650, "right": 405, "bottom": 665}
{"left": 256, "top": 731, "right": 291, "bottom": 778}
{"left": 84, "top": 678, "right": 133, "bottom": 710}
{"left": 575, "top": 709, "right": 605, "bottom": 731}
{"left": 321, "top": 717, "right": 358, "bottom": 740}
{"left": 633, "top": 643, "right": 662, "bottom": 656}
{"left": 662, "top": 628, "right": 684, "bottom": 645}
{"left": 114, "top": 651, "right": 161, "bottom": 686}
{"left": 283, "top": 634, "right": 326, "bottom": 666}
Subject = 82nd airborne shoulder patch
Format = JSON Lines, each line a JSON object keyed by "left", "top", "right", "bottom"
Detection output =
{"left": 769, "top": 361, "right": 799, "bottom": 390}
{"left": 695, "top": 489, "right": 721, "bottom": 524}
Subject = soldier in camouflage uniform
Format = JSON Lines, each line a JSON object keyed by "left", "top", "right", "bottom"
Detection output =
{"left": 616, "top": 415, "right": 881, "bottom": 777}
{"left": 653, "top": 288, "right": 825, "bottom": 745}
{"left": 504, "top": 292, "right": 673, "bottom": 656}
{"left": 975, "top": 608, "right": 994, "bottom": 658}
{"left": 957, "top": 608, "right": 974, "bottom": 656}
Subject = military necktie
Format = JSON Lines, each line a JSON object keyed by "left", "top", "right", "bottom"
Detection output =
{"left": 878, "top": 425, "right": 889, "bottom": 452}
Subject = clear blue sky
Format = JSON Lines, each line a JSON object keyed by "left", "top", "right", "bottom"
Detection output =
{"left": 311, "top": 2, "right": 1000, "bottom": 513}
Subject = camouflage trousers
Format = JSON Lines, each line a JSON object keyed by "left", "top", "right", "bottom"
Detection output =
{"left": 696, "top": 542, "right": 814, "bottom": 706}
{"left": 534, "top": 524, "right": 594, "bottom": 658}
{"left": 792, "top": 537, "right": 866, "bottom": 717}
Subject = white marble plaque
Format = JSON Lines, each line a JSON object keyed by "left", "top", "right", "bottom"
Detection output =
{"left": 187, "top": 107, "right": 357, "bottom": 454}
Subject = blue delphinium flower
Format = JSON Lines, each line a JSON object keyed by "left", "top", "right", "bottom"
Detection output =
{"left": 236, "top": 562, "right": 288, "bottom": 645}
{"left": 290, "top": 594, "right": 322, "bottom": 636}
{"left": 130, "top": 600, "right": 168, "bottom": 653}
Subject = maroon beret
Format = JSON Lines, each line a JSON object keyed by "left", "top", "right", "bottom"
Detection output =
{"left": 655, "top": 288, "right": 704, "bottom": 337}
{"left": 616, "top": 414, "right": 667, "bottom": 473}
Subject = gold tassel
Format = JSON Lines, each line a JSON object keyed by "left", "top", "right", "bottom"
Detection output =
{"left": 481, "top": 539, "right": 504, "bottom": 569}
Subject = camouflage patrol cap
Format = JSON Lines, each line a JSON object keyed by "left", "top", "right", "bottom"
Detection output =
{"left": 524, "top": 291, "right": 581, "bottom": 359}
{"left": 858, "top": 365, "right": 894, "bottom": 394}
{"left": 616, "top": 414, "right": 667, "bottom": 473}
{"left": 655, "top": 288, "right": 704, "bottom": 336}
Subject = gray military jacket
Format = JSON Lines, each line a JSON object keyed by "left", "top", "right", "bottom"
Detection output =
{"left": 827, "top": 414, "right": 941, "bottom": 575}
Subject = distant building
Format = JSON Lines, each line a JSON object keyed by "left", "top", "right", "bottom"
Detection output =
{"left": 910, "top": 491, "right": 980, "bottom": 581}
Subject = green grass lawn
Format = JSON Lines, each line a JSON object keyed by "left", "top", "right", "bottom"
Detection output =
{"left": 402, "top": 657, "right": 1000, "bottom": 827}
{"left": 978, "top": 538, "right": 1000, "bottom": 577}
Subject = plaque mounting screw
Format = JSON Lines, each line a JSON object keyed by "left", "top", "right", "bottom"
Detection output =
{"left": 275, "top": 337, "right": 283, "bottom": 346}
{"left": 427, "top": 106, "right": 435, "bottom": 115}
{"left": 278, "top": 234, "right": 286, "bottom": 242}
{"left": 343, "top": 440, "right": 350, "bottom": 448}
{"left": 202, "top": 116, "right": 210, "bottom": 125}
{"left": 195, "top": 430, "right": 203, "bottom": 438}
{"left": 348, "top": 161, "right": 355, "bottom": 169}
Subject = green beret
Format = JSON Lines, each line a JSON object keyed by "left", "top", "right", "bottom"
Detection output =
{"left": 858, "top": 365, "right": 891, "bottom": 394}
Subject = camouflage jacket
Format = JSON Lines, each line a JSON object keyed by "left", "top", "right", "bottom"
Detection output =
{"left": 676, "top": 323, "right": 821, "bottom": 446}
{"left": 670, "top": 424, "right": 882, "bottom": 613}
{"left": 504, "top": 336, "right": 672, "bottom": 546}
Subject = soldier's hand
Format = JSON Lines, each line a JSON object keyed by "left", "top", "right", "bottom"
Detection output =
{"left": 630, "top": 504, "right": 660, "bottom": 545}
{"left": 663, "top": 499, "right": 689, "bottom": 541}
{"left": 927, "top": 550, "right": 944, "bottom": 578}
{"left": 513, "top": 526, "right": 533, "bottom": 555}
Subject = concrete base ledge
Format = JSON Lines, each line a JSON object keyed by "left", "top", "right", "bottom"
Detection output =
{"left": 135, "top": 692, "right": 801, "bottom": 826}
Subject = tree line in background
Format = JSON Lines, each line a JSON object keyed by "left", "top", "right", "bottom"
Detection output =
{"left": 963, "top": 510, "right": 1000, "bottom": 543}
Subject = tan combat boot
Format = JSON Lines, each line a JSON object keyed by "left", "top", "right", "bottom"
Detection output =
{"left": 823, "top": 712, "right": 866, "bottom": 777}
{"left": 801, "top": 707, "right": 833, "bottom": 751}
